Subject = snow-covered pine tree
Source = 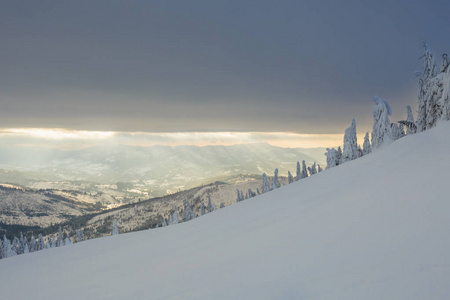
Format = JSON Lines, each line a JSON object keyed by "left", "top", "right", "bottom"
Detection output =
{"left": 441, "top": 53, "right": 449, "bottom": 73}
{"left": 220, "top": 202, "right": 225, "bottom": 209}
{"left": 417, "top": 42, "right": 437, "bottom": 132}
{"left": 161, "top": 217, "right": 168, "bottom": 227}
{"left": 301, "top": 160, "right": 308, "bottom": 179}
{"left": 262, "top": 173, "right": 270, "bottom": 193}
{"left": 200, "top": 201, "right": 206, "bottom": 215}
{"left": 325, "top": 148, "right": 339, "bottom": 169}
{"left": 363, "top": 132, "right": 372, "bottom": 155}
{"left": 272, "top": 168, "right": 281, "bottom": 189}
{"left": 296, "top": 161, "right": 301, "bottom": 181}
{"left": 37, "top": 233, "right": 45, "bottom": 250}
{"left": 308, "top": 162, "right": 317, "bottom": 176}
{"left": 390, "top": 123, "right": 404, "bottom": 141}
{"left": 207, "top": 195, "right": 213, "bottom": 213}
{"left": 371, "top": 96, "right": 393, "bottom": 149}
{"left": 317, "top": 164, "right": 323, "bottom": 172}
{"left": 288, "top": 171, "right": 294, "bottom": 184}
{"left": 75, "top": 230, "right": 84, "bottom": 243}
{"left": 438, "top": 64, "right": 450, "bottom": 121}
{"left": 112, "top": 220, "right": 119, "bottom": 235}
{"left": 57, "top": 226, "right": 63, "bottom": 247}
{"left": 342, "top": 119, "right": 358, "bottom": 162}
{"left": 399, "top": 105, "right": 417, "bottom": 135}
{"left": 172, "top": 206, "right": 179, "bottom": 224}
{"left": 64, "top": 237, "right": 72, "bottom": 245}
{"left": 240, "top": 190, "right": 244, "bottom": 200}
{"left": 29, "top": 235, "right": 36, "bottom": 253}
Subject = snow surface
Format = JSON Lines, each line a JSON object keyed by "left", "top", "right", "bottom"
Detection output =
{"left": 1, "top": 123, "right": 450, "bottom": 299}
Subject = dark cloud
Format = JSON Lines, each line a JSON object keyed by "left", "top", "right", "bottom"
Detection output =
{"left": 1, "top": 0, "right": 450, "bottom": 133}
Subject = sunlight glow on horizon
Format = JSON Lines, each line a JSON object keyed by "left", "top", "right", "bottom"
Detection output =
{"left": 0, "top": 128, "right": 347, "bottom": 148}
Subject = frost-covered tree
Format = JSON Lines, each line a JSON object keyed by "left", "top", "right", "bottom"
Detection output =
{"left": 296, "top": 161, "right": 301, "bottom": 181}
{"left": 301, "top": 160, "right": 308, "bottom": 179}
{"left": 37, "top": 233, "right": 46, "bottom": 250}
{"left": 308, "top": 162, "right": 317, "bottom": 176}
{"left": 342, "top": 119, "right": 359, "bottom": 162}
{"left": 317, "top": 164, "right": 323, "bottom": 172}
{"left": 390, "top": 123, "right": 404, "bottom": 141}
{"left": 399, "top": 105, "right": 417, "bottom": 135}
{"left": 439, "top": 67, "right": 450, "bottom": 121}
{"left": 272, "top": 168, "right": 281, "bottom": 189}
{"left": 248, "top": 188, "right": 255, "bottom": 198}
{"left": 112, "top": 220, "right": 119, "bottom": 235}
{"left": 325, "top": 148, "right": 339, "bottom": 169}
{"left": 417, "top": 42, "right": 437, "bottom": 132}
{"left": 29, "top": 235, "right": 36, "bottom": 253}
{"left": 207, "top": 195, "right": 215, "bottom": 213}
{"left": 64, "top": 237, "right": 72, "bottom": 245}
{"left": 161, "top": 217, "right": 168, "bottom": 227}
{"left": 57, "top": 226, "right": 64, "bottom": 247}
{"left": 288, "top": 171, "right": 294, "bottom": 184}
{"left": 200, "top": 201, "right": 206, "bottom": 215}
{"left": 441, "top": 53, "right": 449, "bottom": 73}
{"left": 220, "top": 202, "right": 225, "bottom": 209}
{"left": 372, "top": 96, "right": 393, "bottom": 149}
{"left": 171, "top": 206, "right": 179, "bottom": 225}
{"left": 262, "top": 173, "right": 270, "bottom": 193}
{"left": 363, "top": 132, "right": 372, "bottom": 155}
{"left": 75, "top": 230, "right": 84, "bottom": 243}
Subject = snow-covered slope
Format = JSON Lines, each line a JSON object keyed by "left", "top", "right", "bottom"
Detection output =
{"left": 1, "top": 123, "right": 450, "bottom": 299}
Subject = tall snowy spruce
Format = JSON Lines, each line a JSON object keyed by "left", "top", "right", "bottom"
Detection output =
{"left": 325, "top": 148, "right": 339, "bottom": 169}
{"left": 272, "top": 168, "right": 281, "bottom": 189}
{"left": 371, "top": 96, "right": 393, "bottom": 149}
{"left": 417, "top": 42, "right": 436, "bottom": 131}
{"left": 341, "top": 118, "right": 359, "bottom": 162}
{"left": 363, "top": 132, "right": 372, "bottom": 155}
{"left": 112, "top": 220, "right": 119, "bottom": 235}
{"left": 399, "top": 105, "right": 417, "bottom": 135}
{"left": 301, "top": 160, "right": 308, "bottom": 179}
{"left": 296, "top": 161, "right": 301, "bottom": 181}
{"left": 262, "top": 173, "right": 270, "bottom": 193}
{"left": 308, "top": 162, "right": 317, "bottom": 176}
{"left": 288, "top": 171, "right": 294, "bottom": 184}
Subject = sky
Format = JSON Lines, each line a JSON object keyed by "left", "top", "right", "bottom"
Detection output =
{"left": 1, "top": 0, "right": 450, "bottom": 147}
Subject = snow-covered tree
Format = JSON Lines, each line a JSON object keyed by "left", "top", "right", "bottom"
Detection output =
{"left": 37, "top": 233, "right": 46, "bottom": 250}
{"left": 57, "top": 226, "right": 64, "bottom": 247}
{"left": 301, "top": 160, "right": 308, "bottom": 179}
{"left": 161, "top": 217, "right": 168, "bottom": 227}
{"left": 308, "top": 162, "right": 317, "bottom": 176}
{"left": 362, "top": 132, "right": 372, "bottom": 155}
{"left": 171, "top": 206, "right": 179, "bottom": 225}
{"left": 200, "top": 201, "right": 206, "bottom": 215}
{"left": 207, "top": 195, "right": 215, "bottom": 213}
{"left": 112, "top": 220, "right": 119, "bottom": 235}
{"left": 325, "top": 148, "right": 339, "bottom": 169}
{"left": 75, "top": 230, "right": 84, "bottom": 243}
{"left": 317, "top": 164, "right": 323, "bottom": 172}
{"left": 288, "top": 171, "right": 294, "bottom": 184}
{"left": 262, "top": 173, "right": 270, "bottom": 193}
{"left": 399, "top": 105, "right": 417, "bottom": 135}
{"left": 390, "top": 123, "right": 404, "bottom": 141}
{"left": 272, "top": 168, "right": 281, "bottom": 189}
{"left": 29, "top": 235, "right": 36, "bottom": 253}
{"left": 417, "top": 42, "right": 437, "bottom": 132}
{"left": 441, "top": 53, "right": 449, "bottom": 73}
{"left": 64, "top": 237, "right": 72, "bottom": 245}
{"left": 220, "top": 202, "right": 225, "bottom": 209}
{"left": 439, "top": 67, "right": 450, "bottom": 121}
{"left": 342, "top": 119, "right": 359, "bottom": 162}
{"left": 296, "top": 161, "right": 301, "bottom": 181}
{"left": 371, "top": 96, "right": 393, "bottom": 149}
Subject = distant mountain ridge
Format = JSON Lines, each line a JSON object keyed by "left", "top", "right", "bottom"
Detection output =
{"left": 0, "top": 143, "right": 326, "bottom": 200}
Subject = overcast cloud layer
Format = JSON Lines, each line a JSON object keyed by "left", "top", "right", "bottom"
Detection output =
{"left": 1, "top": 0, "right": 450, "bottom": 134}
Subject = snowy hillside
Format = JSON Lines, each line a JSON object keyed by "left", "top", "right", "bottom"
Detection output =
{"left": 1, "top": 123, "right": 450, "bottom": 299}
